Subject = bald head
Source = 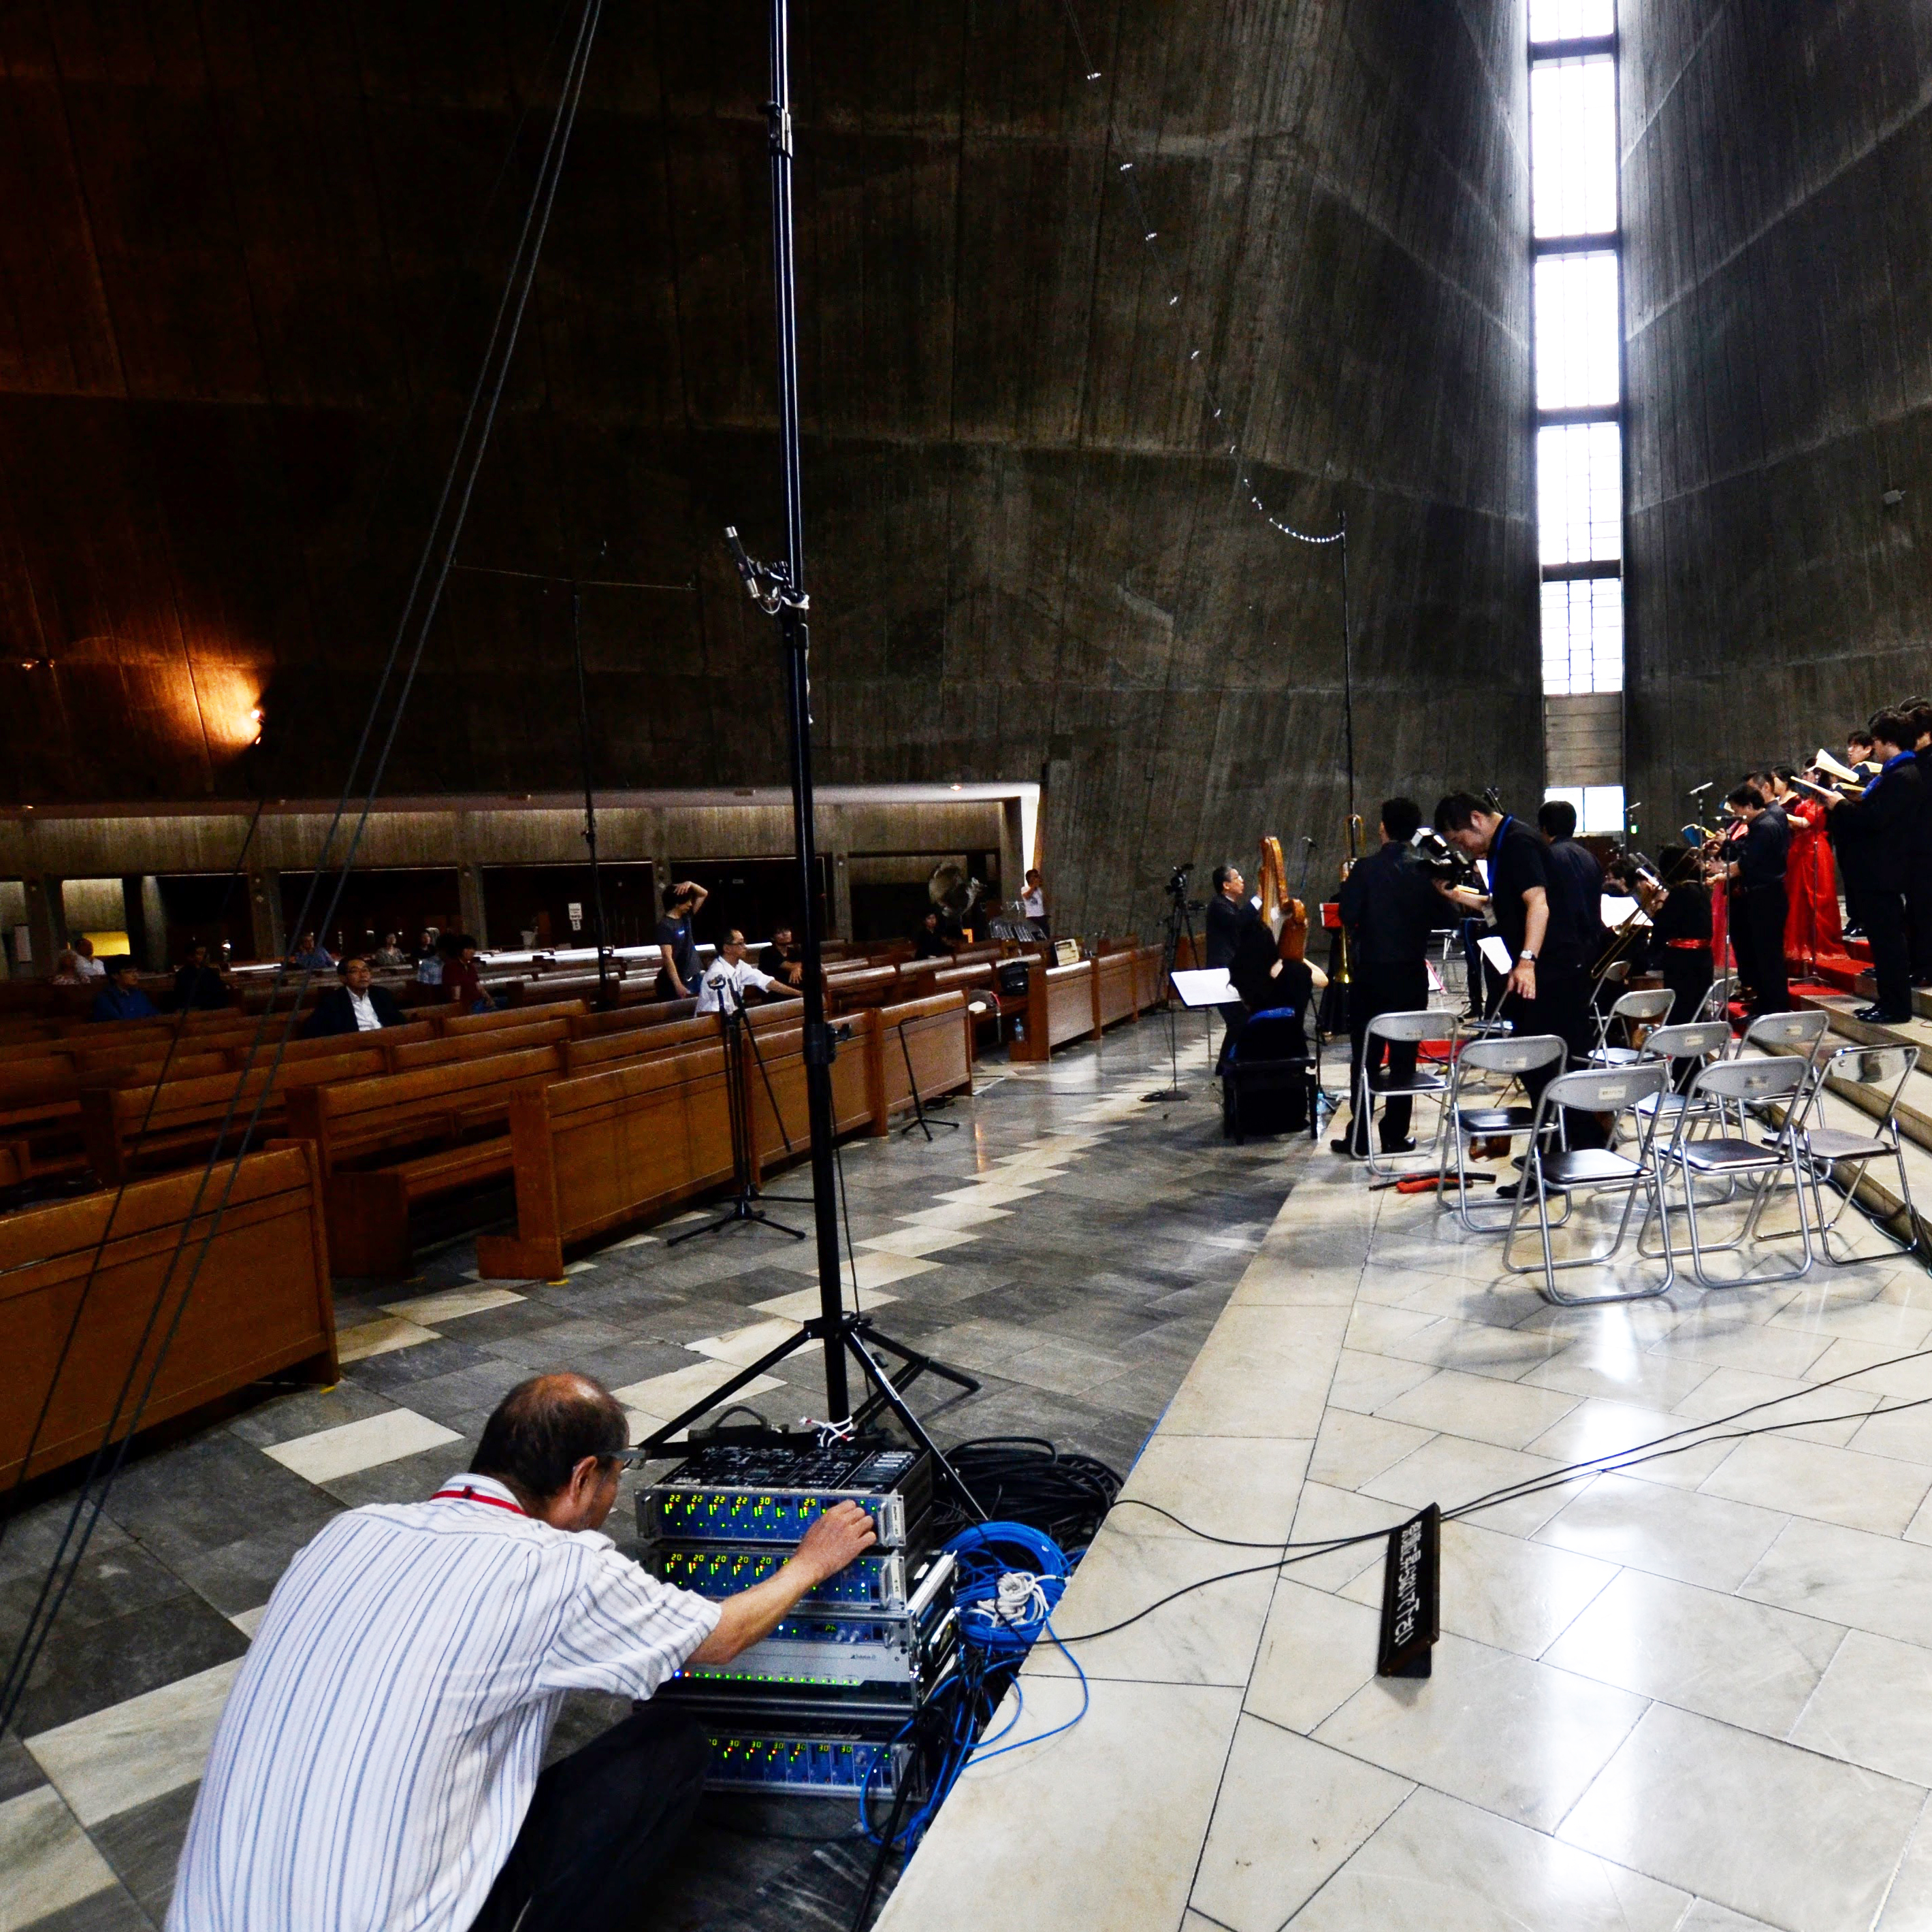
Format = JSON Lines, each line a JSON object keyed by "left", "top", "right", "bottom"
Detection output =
{"left": 470, "top": 1372, "right": 628, "bottom": 1515}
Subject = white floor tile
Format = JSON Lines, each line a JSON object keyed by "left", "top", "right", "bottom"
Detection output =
{"left": 1114, "top": 1435, "right": 1313, "bottom": 1545}
{"left": 1541, "top": 1568, "right": 1845, "bottom": 1733}
{"left": 892, "top": 1200, "right": 1014, "bottom": 1229}
{"left": 264, "top": 1408, "right": 462, "bottom": 1485}
{"left": 1311, "top": 1630, "right": 1647, "bottom": 1831}
{"left": 1698, "top": 1433, "right": 1932, "bottom": 1536}
{"left": 1790, "top": 1630, "right": 1932, "bottom": 1786}
{"left": 687, "top": 1318, "right": 805, "bottom": 1366}
{"left": 854, "top": 1225, "right": 982, "bottom": 1258}
{"left": 750, "top": 1284, "right": 900, "bottom": 1321}
{"left": 1287, "top": 1785, "right": 1689, "bottom": 1932}
{"left": 1739, "top": 1517, "right": 1932, "bottom": 1648}
{"left": 381, "top": 1285, "right": 526, "bottom": 1323}
{"left": 1306, "top": 1410, "right": 1437, "bottom": 1490}
{"left": 1244, "top": 1577, "right": 1385, "bottom": 1734}
{"left": 27, "top": 1658, "right": 243, "bottom": 1826}
{"left": 1372, "top": 1367, "right": 1580, "bottom": 1450}
{"left": 1534, "top": 1471, "right": 1789, "bottom": 1591}
{"left": 1363, "top": 1435, "right": 1588, "bottom": 1539}
{"left": 1189, "top": 1718, "right": 1409, "bottom": 1932}
{"left": 335, "top": 1315, "right": 439, "bottom": 1364}
{"left": 609, "top": 1362, "right": 785, "bottom": 1434}
{"left": 0, "top": 1786, "right": 121, "bottom": 1932}
{"left": 1560, "top": 1701, "right": 1924, "bottom": 1932}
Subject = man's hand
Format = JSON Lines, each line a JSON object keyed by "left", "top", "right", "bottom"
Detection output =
{"left": 792, "top": 1502, "right": 878, "bottom": 1583}
{"left": 1507, "top": 959, "right": 1536, "bottom": 1001}
{"left": 685, "top": 1502, "right": 877, "bottom": 1666}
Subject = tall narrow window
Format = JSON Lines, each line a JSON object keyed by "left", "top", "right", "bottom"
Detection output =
{"left": 1532, "top": 4, "right": 1624, "bottom": 828}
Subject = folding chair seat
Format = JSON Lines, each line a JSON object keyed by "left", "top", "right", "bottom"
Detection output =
{"left": 1790, "top": 1042, "right": 1920, "bottom": 1261}
{"left": 1589, "top": 988, "right": 1675, "bottom": 1067}
{"left": 1647, "top": 1057, "right": 1815, "bottom": 1288}
{"left": 1353, "top": 1010, "right": 1458, "bottom": 1175}
{"left": 1501, "top": 1063, "right": 1673, "bottom": 1304}
{"left": 1436, "top": 1033, "right": 1566, "bottom": 1231}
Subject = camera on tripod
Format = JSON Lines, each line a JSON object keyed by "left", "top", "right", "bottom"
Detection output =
{"left": 1167, "top": 863, "right": 1205, "bottom": 912}
{"left": 1411, "top": 829, "right": 1479, "bottom": 891}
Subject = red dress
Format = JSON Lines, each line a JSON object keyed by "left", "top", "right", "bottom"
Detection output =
{"left": 1781, "top": 794, "right": 1843, "bottom": 967}
{"left": 1709, "top": 820, "right": 1746, "bottom": 978}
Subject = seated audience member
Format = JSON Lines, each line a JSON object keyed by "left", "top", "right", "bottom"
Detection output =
{"left": 757, "top": 922, "right": 804, "bottom": 986}
{"left": 301, "top": 956, "right": 408, "bottom": 1037}
{"left": 69, "top": 935, "right": 106, "bottom": 980}
{"left": 654, "top": 882, "right": 707, "bottom": 999}
{"left": 167, "top": 1372, "right": 875, "bottom": 1932}
{"left": 172, "top": 943, "right": 231, "bottom": 1011}
{"left": 912, "top": 908, "right": 954, "bottom": 960}
{"left": 49, "top": 948, "right": 86, "bottom": 986}
{"left": 415, "top": 936, "right": 444, "bottom": 985}
{"left": 90, "top": 958, "right": 158, "bottom": 1023}
{"left": 440, "top": 933, "right": 488, "bottom": 1013}
{"left": 696, "top": 930, "right": 802, "bottom": 1016}
{"left": 372, "top": 932, "right": 408, "bottom": 969}
{"left": 286, "top": 930, "right": 335, "bottom": 971}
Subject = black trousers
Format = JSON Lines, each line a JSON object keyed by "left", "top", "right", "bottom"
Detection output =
{"left": 1347, "top": 961, "right": 1429, "bottom": 1154}
{"left": 470, "top": 1703, "right": 710, "bottom": 1932}
{"left": 1735, "top": 883, "right": 1788, "bottom": 1014}
{"left": 1502, "top": 959, "right": 1607, "bottom": 1150}
{"left": 1863, "top": 888, "right": 1912, "bottom": 1016}
{"left": 1909, "top": 869, "right": 1932, "bottom": 982}
{"left": 1660, "top": 946, "right": 1713, "bottom": 1025}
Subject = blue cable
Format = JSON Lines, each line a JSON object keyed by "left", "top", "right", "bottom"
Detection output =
{"left": 965, "top": 1622, "right": 1088, "bottom": 1765}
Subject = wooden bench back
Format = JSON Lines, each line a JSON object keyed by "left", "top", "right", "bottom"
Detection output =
{"left": 283, "top": 1044, "right": 564, "bottom": 1166}
{"left": 440, "top": 999, "right": 587, "bottom": 1037}
{"left": 388, "top": 1018, "right": 572, "bottom": 1074}
{"left": 877, "top": 992, "right": 973, "bottom": 1116}
{"left": 0, "top": 1144, "right": 336, "bottom": 1485}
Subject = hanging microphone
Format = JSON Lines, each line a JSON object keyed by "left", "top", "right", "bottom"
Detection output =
{"left": 1688, "top": 780, "right": 1714, "bottom": 797}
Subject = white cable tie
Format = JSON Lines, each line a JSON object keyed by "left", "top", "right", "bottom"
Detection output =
{"left": 1144, "top": 230, "right": 1158, "bottom": 242}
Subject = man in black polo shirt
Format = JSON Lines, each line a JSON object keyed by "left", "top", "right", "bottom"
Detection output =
{"left": 1724, "top": 783, "right": 1790, "bottom": 1016}
{"left": 1204, "top": 863, "right": 1261, "bottom": 1068}
{"left": 1820, "top": 710, "right": 1923, "bottom": 1023}
{"left": 1334, "top": 799, "right": 1441, "bottom": 1158}
{"left": 1537, "top": 799, "right": 1607, "bottom": 974}
{"left": 1436, "top": 792, "right": 1604, "bottom": 1172}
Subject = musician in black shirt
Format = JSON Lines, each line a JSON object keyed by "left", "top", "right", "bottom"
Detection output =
{"left": 1638, "top": 845, "right": 1713, "bottom": 1024}
{"left": 1724, "top": 784, "right": 1791, "bottom": 1016}
{"left": 1819, "top": 711, "right": 1923, "bottom": 1023}
{"left": 1334, "top": 799, "right": 1440, "bottom": 1157}
{"left": 1205, "top": 865, "right": 1261, "bottom": 1068}
{"left": 1537, "top": 799, "right": 1607, "bottom": 969}
{"left": 1437, "top": 792, "right": 1605, "bottom": 1170}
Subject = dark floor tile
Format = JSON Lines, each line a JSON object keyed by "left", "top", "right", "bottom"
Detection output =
{"left": 12, "top": 1591, "right": 248, "bottom": 1737}
{"left": 0, "top": 1730, "right": 46, "bottom": 1801}
{"left": 362, "top": 1364, "right": 519, "bottom": 1426}
{"left": 318, "top": 1438, "right": 479, "bottom": 1511}
{"left": 99, "top": 1434, "right": 339, "bottom": 1568}
{"left": 19, "top": 1882, "right": 155, "bottom": 1932}
{"left": 342, "top": 1336, "right": 501, "bottom": 1392}
{"left": 167, "top": 1521, "right": 338, "bottom": 1617}
{"left": 89, "top": 1781, "right": 199, "bottom": 1923}
{"left": 221, "top": 1381, "right": 394, "bottom": 1448}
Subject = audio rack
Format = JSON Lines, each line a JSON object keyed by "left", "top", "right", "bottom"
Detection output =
{"left": 641, "top": 1436, "right": 950, "bottom": 1798}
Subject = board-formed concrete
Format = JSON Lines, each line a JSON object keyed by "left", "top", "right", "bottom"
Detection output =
{"left": 1623, "top": 2, "right": 1932, "bottom": 807}
{"left": 0, "top": 2, "right": 1536, "bottom": 933}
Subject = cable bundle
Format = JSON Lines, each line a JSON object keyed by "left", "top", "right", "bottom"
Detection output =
{"left": 933, "top": 1437, "right": 1121, "bottom": 1551}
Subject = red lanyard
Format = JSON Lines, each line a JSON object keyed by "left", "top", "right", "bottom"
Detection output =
{"left": 432, "top": 1483, "right": 526, "bottom": 1517}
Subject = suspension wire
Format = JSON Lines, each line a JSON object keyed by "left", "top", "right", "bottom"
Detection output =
{"left": 1050, "top": 0, "right": 1345, "bottom": 548}
{"left": 0, "top": 0, "right": 605, "bottom": 1734}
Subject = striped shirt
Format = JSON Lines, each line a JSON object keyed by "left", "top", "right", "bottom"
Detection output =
{"left": 167, "top": 1474, "right": 719, "bottom": 1932}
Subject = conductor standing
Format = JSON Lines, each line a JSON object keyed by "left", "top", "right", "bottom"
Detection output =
{"left": 1335, "top": 799, "right": 1441, "bottom": 1158}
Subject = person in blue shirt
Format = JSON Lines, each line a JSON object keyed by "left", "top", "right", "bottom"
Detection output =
{"left": 90, "top": 958, "right": 159, "bottom": 1023}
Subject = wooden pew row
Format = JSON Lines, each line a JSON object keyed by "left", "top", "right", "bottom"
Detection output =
{"left": 0, "top": 1144, "right": 338, "bottom": 1487}
{"left": 1008, "top": 959, "right": 1099, "bottom": 1061}
{"left": 473, "top": 993, "right": 971, "bottom": 1278}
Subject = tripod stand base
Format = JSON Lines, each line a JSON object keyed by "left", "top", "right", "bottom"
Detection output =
{"left": 666, "top": 1195, "right": 807, "bottom": 1246}
{"left": 1142, "top": 1086, "right": 1189, "bottom": 1103}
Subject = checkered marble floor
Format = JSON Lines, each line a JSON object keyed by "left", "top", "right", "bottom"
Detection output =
{"left": 1, "top": 1014, "right": 1296, "bottom": 1932}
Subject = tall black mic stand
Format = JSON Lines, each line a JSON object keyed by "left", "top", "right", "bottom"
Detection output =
{"left": 1143, "top": 874, "right": 1205, "bottom": 1104}
{"left": 641, "top": 1, "right": 978, "bottom": 1490}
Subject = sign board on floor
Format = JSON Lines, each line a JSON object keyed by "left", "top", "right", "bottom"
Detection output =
{"left": 1377, "top": 1502, "right": 1440, "bottom": 1678}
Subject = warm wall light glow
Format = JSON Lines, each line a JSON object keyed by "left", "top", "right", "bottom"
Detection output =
{"left": 193, "top": 664, "right": 268, "bottom": 752}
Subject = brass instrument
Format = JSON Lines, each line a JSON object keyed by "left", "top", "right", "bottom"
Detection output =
{"left": 1336, "top": 814, "right": 1364, "bottom": 986}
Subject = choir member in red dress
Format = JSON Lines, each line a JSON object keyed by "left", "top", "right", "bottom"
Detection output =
{"left": 1765, "top": 767, "right": 1843, "bottom": 970}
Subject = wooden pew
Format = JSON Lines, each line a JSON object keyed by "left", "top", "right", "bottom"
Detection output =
{"left": 874, "top": 993, "right": 973, "bottom": 1125}
{"left": 80, "top": 1046, "right": 392, "bottom": 1185}
{"left": 442, "top": 998, "right": 587, "bottom": 1037}
{"left": 1007, "top": 959, "right": 1098, "bottom": 1062}
{"left": 474, "top": 1044, "right": 736, "bottom": 1280}
{"left": 282, "top": 1046, "right": 564, "bottom": 1276}
{"left": 388, "top": 1017, "right": 573, "bottom": 1074}
{"left": 824, "top": 966, "right": 898, "bottom": 1013}
{"left": 0, "top": 1144, "right": 338, "bottom": 1486}
{"left": 1093, "top": 948, "right": 1140, "bottom": 1032}
{"left": 739, "top": 1012, "right": 882, "bottom": 1181}
{"left": 571, "top": 997, "right": 698, "bottom": 1037}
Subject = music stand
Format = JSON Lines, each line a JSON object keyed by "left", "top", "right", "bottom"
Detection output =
{"left": 1144, "top": 883, "right": 1207, "bottom": 1102}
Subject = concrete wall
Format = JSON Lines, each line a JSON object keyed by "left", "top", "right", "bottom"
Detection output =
{"left": 0, "top": 1, "right": 1536, "bottom": 933}
{"left": 1624, "top": 2, "right": 1932, "bottom": 816}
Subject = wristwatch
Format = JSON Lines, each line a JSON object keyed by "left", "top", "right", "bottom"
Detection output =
{"left": 1518, "top": 950, "right": 1537, "bottom": 962}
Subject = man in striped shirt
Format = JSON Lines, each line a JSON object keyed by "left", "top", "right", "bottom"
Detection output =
{"left": 167, "top": 1372, "right": 876, "bottom": 1932}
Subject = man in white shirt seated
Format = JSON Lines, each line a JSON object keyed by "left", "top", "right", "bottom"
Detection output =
{"left": 169, "top": 1372, "right": 877, "bottom": 1932}
{"left": 694, "top": 929, "right": 803, "bottom": 1016}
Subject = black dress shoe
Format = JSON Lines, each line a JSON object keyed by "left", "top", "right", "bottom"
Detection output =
{"left": 1330, "top": 1138, "right": 1367, "bottom": 1159}
{"left": 1494, "top": 1178, "right": 1565, "bottom": 1200}
{"left": 1379, "top": 1137, "right": 1417, "bottom": 1155}
{"left": 1854, "top": 1005, "right": 1913, "bottom": 1024}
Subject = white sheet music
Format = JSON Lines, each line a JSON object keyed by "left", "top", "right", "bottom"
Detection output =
{"left": 1171, "top": 967, "right": 1237, "bottom": 1009}
{"left": 1477, "top": 935, "right": 1514, "bottom": 976}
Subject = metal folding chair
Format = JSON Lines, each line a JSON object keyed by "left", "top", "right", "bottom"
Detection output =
{"left": 1649, "top": 1057, "right": 1815, "bottom": 1288}
{"left": 1590, "top": 987, "right": 1675, "bottom": 1067}
{"left": 1792, "top": 1042, "right": 1920, "bottom": 1261}
{"left": 1501, "top": 1062, "right": 1674, "bottom": 1304}
{"left": 1353, "top": 1009, "right": 1458, "bottom": 1175}
{"left": 1436, "top": 1033, "right": 1567, "bottom": 1231}
{"left": 1733, "top": 1007, "right": 1830, "bottom": 1068}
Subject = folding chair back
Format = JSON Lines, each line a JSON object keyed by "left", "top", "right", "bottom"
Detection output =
{"left": 1689, "top": 1057, "right": 1810, "bottom": 1110}
{"left": 1736, "top": 1009, "right": 1829, "bottom": 1061}
{"left": 1799, "top": 1042, "right": 1920, "bottom": 1259}
{"left": 1819, "top": 1042, "right": 1917, "bottom": 1095}
{"left": 1456, "top": 1033, "right": 1567, "bottom": 1079}
{"left": 1364, "top": 1010, "right": 1458, "bottom": 1046}
{"left": 1645, "top": 1021, "right": 1733, "bottom": 1063}
{"left": 1609, "top": 988, "right": 1674, "bottom": 1028}
{"left": 1545, "top": 1063, "right": 1671, "bottom": 1114}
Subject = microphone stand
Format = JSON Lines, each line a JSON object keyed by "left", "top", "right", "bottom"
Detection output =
{"left": 642, "top": 2, "right": 978, "bottom": 1498}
